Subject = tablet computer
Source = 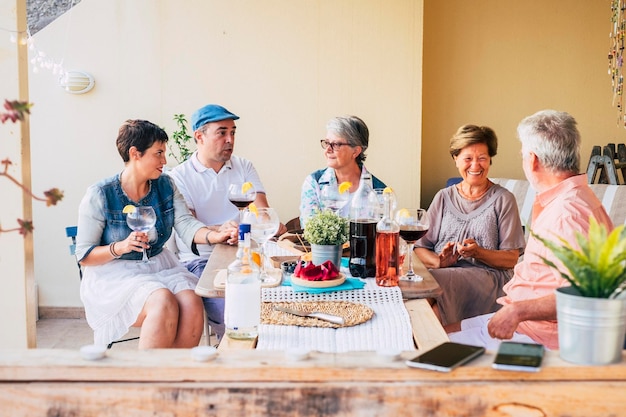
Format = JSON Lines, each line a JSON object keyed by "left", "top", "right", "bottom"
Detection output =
{"left": 405, "top": 342, "right": 485, "bottom": 372}
{"left": 492, "top": 341, "right": 544, "bottom": 372}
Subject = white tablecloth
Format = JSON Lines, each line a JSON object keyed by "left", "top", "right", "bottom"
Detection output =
{"left": 258, "top": 281, "right": 415, "bottom": 353}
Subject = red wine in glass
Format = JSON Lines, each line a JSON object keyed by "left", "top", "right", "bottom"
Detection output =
{"left": 228, "top": 183, "right": 256, "bottom": 211}
{"left": 229, "top": 197, "right": 255, "bottom": 209}
{"left": 395, "top": 208, "right": 429, "bottom": 281}
{"left": 399, "top": 225, "right": 428, "bottom": 242}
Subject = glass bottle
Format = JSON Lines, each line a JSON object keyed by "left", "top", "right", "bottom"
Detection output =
{"left": 224, "top": 223, "right": 261, "bottom": 340}
{"left": 349, "top": 172, "right": 378, "bottom": 278}
{"left": 375, "top": 190, "right": 400, "bottom": 286}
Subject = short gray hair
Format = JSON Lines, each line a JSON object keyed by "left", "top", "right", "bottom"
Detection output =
{"left": 517, "top": 110, "right": 580, "bottom": 174}
{"left": 326, "top": 115, "right": 369, "bottom": 165}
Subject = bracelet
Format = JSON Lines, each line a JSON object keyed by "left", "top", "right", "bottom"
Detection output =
{"left": 109, "top": 242, "right": 121, "bottom": 259}
{"left": 205, "top": 230, "right": 213, "bottom": 245}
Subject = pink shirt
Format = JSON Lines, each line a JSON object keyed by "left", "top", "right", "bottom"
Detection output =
{"left": 498, "top": 174, "right": 613, "bottom": 350}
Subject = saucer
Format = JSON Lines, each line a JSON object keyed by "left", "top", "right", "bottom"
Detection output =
{"left": 80, "top": 344, "right": 107, "bottom": 361}
{"left": 191, "top": 346, "right": 218, "bottom": 362}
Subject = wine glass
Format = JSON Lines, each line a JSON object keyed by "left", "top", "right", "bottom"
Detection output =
{"left": 320, "top": 184, "right": 349, "bottom": 214}
{"left": 395, "top": 208, "right": 429, "bottom": 281}
{"left": 126, "top": 206, "right": 157, "bottom": 264}
{"left": 241, "top": 207, "right": 280, "bottom": 284}
{"left": 228, "top": 182, "right": 257, "bottom": 211}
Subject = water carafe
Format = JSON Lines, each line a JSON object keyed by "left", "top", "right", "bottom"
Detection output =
{"left": 225, "top": 223, "right": 261, "bottom": 340}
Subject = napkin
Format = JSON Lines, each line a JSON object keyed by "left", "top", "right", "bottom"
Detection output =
{"left": 283, "top": 276, "right": 366, "bottom": 294}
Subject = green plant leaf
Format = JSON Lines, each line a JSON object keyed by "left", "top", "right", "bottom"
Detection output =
{"left": 531, "top": 216, "right": 626, "bottom": 298}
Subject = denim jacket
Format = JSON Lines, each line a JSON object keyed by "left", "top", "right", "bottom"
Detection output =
{"left": 76, "top": 173, "right": 203, "bottom": 262}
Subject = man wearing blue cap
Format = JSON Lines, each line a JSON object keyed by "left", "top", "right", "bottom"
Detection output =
{"left": 168, "top": 103, "right": 285, "bottom": 340}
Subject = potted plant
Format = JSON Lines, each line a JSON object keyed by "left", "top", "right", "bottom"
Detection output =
{"left": 303, "top": 209, "right": 349, "bottom": 268}
{"left": 532, "top": 216, "right": 626, "bottom": 365}
{"left": 167, "top": 114, "right": 194, "bottom": 164}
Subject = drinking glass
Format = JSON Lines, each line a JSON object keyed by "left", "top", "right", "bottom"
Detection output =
{"left": 228, "top": 182, "right": 257, "bottom": 211}
{"left": 126, "top": 206, "right": 157, "bottom": 264}
{"left": 241, "top": 207, "right": 280, "bottom": 284}
{"left": 320, "top": 184, "right": 349, "bottom": 214}
{"left": 395, "top": 208, "right": 429, "bottom": 281}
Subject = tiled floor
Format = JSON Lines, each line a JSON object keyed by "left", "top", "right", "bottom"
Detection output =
{"left": 36, "top": 318, "right": 140, "bottom": 349}
{"left": 36, "top": 318, "right": 211, "bottom": 349}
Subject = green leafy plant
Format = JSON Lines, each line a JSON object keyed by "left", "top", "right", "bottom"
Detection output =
{"left": 168, "top": 113, "right": 193, "bottom": 164}
{"left": 303, "top": 210, "right": 349, "bottom": 246}
{"left": 1, "top": 100, "right": 63, "bottom": 235}
{"left": 532, "top": 216, "right": 626, "bottom": 298}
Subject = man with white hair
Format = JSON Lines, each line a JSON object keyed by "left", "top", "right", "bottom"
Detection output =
{"left": 446, "top": 110, "right": 613, "bottom": 350}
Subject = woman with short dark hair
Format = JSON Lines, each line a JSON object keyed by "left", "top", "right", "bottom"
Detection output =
{"left": 76, "top": 119, "right": 220, "bottom": 349}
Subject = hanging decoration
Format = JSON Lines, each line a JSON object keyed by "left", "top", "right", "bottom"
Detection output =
{"left": 1, "top": 0, "right": 79, "bottom": 79}
{"left": 609, "top": 0, "right": 626, "bottom": 128}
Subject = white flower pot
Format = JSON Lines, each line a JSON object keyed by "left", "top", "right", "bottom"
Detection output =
{"left": 556, "top": 286, "right": 626, "bottom": 365}
{"left": 310, "top": 244, "right": 342, "bottom": 269}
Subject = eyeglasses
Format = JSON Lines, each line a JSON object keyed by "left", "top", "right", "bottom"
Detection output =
{"left": 320, "top": 140, "right": 351, "bottom": 151}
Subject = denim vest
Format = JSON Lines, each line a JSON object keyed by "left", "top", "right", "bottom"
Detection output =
{"left": 99, "top": 174, "right": 175, "bottom": 260}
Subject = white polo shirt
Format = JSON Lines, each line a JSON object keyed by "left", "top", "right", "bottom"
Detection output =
{"left": 167, "top": 151, "right": 265, "bottom": 262}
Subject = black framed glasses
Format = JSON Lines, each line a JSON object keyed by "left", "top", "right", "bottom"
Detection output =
{"left": 320, "top": 140, "right": 351, "bottom": 151}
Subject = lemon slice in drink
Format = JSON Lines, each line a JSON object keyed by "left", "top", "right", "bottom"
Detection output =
{"left": 383, "top": 187, "right": 394, "bottom": 194}
{"left": 122, "top": 205, "right": 136, "bottom": 214}
{"left": 338, "top": 181, "right": 352, "bottom": 194}
{"left": 248, "top": 203, "right": 259, "bottom": 216}
{"left": 398, "top": 208, "right": 411, "bottom": 218}
{"left": 241, "top": 182, "right": 253, "bottom": 194}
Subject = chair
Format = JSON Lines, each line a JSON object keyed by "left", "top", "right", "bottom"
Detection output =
{"left": 65, "top": 226, "right": 139, "bottom": 349}
{"left": 285, "top": 216, "right": 302, "bottom": 233}
{"left": 446, "top": 177, "right": 462, "bottom": 187}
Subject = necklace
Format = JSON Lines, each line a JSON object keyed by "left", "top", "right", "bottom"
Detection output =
{"left": 457, "top": 181, "right": 492, "bottom": 201}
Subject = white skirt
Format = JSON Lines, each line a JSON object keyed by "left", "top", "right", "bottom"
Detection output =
{"left": 80, "top": 248, "right": 199, "bottom": 346}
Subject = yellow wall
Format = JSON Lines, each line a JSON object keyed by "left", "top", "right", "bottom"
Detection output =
{"left": 422, "top": 0, "right": 626, "bottom": 207}
{"left": 27, "top": 0, "right": 423, "bottom": 310}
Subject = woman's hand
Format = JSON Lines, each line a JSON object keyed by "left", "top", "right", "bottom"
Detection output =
{"left": 456, "top": 238, "right": 519, "bottom": 269}
{"left": 438, "top": 241, "right": 460, "bottom": 268}
{"left": 456, "top": 238, "right": 478, "bottom": 258}
{"left": 217, "top": 221, "right": 238, "bottom": 245}
{"left": 120, "top": 231, "right": 150, "bottom": 254}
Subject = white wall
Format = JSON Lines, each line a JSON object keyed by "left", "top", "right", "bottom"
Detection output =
{"left": 28, "top": 0, "right": 424, "bottom": 308}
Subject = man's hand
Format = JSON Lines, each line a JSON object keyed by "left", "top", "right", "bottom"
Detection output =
{"left": 487, "top": 304, "right": 521, "bottom": 340}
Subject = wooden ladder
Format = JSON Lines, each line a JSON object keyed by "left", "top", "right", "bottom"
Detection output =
{"left": 586, "top": 143, "right": 626, "bottom": 185}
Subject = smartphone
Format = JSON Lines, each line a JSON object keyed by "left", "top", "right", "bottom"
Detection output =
{"left": 405, "top": 342, "right": 485, "bottom": 372}
{"left": 492, "top": 341, "right": 544, "bottom": 372}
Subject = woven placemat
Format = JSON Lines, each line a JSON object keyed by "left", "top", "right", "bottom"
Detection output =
{"left": 262, "top": 301, "right": 374, "bottom": 328}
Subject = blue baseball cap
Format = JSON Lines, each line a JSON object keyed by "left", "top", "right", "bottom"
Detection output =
{"left": 191, "top": 104, "right": 240, "bottom": 131}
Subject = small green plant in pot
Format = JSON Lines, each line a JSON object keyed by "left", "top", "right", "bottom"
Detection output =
{"left": 303, "top": 210, "right": 349, "bottom": 268}
{"left": 532, "top": 216, "right": 626, "bottom": 364}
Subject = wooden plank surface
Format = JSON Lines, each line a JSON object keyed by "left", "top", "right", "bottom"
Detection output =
{"left": 404, "top": 298, "right": 449, "bottom": 351}
{"left": 2, "top": 349, "right": 626, "bottom": 416}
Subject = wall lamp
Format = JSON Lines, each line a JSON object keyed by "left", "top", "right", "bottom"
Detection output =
{"left": 58, "top": 70, "right": 95, "bottom": 94}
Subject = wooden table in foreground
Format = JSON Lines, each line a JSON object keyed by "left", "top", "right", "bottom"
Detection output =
{"left": 196, "top": 244, "right": 447, "bottom": 352}
{"left": 2, "top": 348, "right": 626, "bottom": 416}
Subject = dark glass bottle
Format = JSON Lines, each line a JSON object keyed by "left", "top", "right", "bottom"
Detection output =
{"left": 349, "top": 173, "right": 378, "bottom": 277}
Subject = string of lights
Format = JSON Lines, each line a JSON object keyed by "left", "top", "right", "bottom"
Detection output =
{"left": 609, "top": 0, "right": 626, "bottom": 128}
